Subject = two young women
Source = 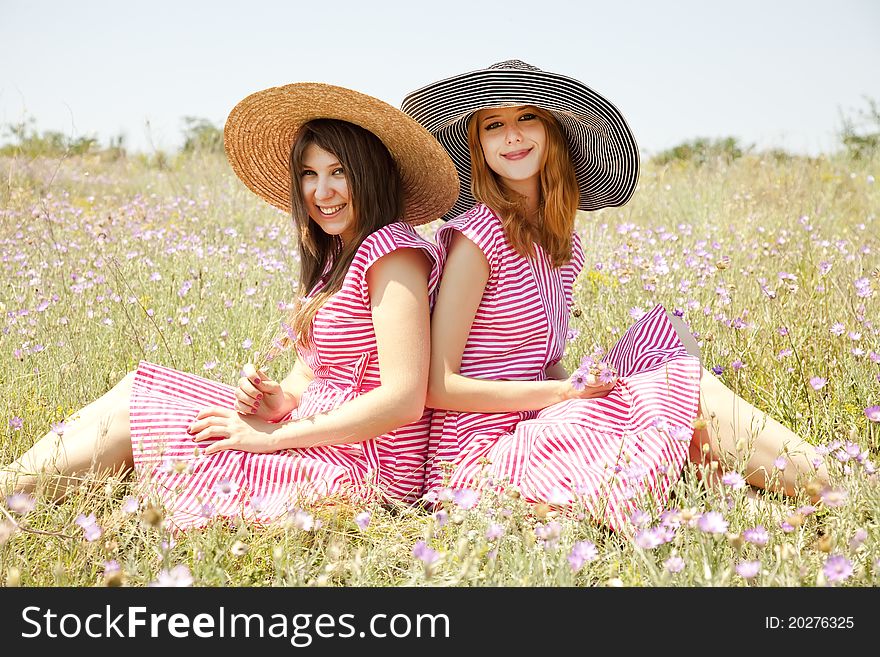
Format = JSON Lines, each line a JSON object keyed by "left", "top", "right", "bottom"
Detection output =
{"left": 2, "top": 64, "right": 827, "bottom": 532}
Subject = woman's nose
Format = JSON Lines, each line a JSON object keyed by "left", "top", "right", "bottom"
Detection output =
{"left": 505, "top": 124, "right": 523, "bottom": 144}
{"left": 315, "top": 176, "right": 334, "bottom": 199}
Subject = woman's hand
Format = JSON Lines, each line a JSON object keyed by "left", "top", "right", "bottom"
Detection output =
{"left": 235, "top": 363, "right": 290, "bottom": 422}
{"left": 558, "top": 370, "right": 618, "bottom": 401}
{"left": 188, "top": 407, "right": 280, "bottom": 455}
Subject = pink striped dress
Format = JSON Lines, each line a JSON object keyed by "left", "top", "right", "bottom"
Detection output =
{"left": 129, "top": 222, "right": 440, "bottom": 531}
{"left": 428, "top": 205, "right": 701, "bottom": 532}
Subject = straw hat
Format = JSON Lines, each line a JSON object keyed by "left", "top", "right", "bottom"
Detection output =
{"left": 224, "top": 83, "right": 459, "bottom": 225}
{"left": 401, "top": 60, "right": 639, "bottom": 221}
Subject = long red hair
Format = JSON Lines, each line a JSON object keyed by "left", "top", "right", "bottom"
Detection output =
{"left": 467, "top": 106, "right": 578, "bottom": 267}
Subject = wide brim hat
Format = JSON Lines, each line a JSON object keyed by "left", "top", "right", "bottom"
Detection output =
{"left": 224, "top": 83, "right": 459, "bottom": 226}
{"left": 401, "top": 60, "right": 639, "bottom": 221}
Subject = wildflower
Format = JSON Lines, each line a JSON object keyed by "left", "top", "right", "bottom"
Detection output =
{"left": 773, "top": 455, "right": 788, "bottom": 471}
{"left": 433, "top": 510, "right": 448, "bottom": 528}
{"left": 412, "top": 540, "right": 439, "bottom": 565}
{"left": 230, "top": 540, "right": 249, "bottom": 557}
{"left": 485, "top": 523, "right": 504, "bottom": 541}
{"left": 5, "top": 493, "right": 36, "bottom": 515}
{"left": 743, "top": 526, "right": 770, "bottom": 546}
{"left": 865, "top": 406, "right": 880, "bottom": 422}
{"left": 535, "top": 521, "right": 562, "bottom": 546}
{"left": 664, "top": 555, "right": 685, "bottom": 574}
{"left": 281, "top": 321, "right": 297, "bottom": 342}
{"left": 75, "top": 513, "right": 103, "bottom": 542}
{"left": 785, "top": 512, "right": 804, "bottom": 528}
{"left": 629, "top": 509, "right": 652, "bottom": 528}
{"left": 150, "top": 564, "right": 194, "bottom": 587}
{"left": 241, "top": 338, "right": 253, "bottom": 350}
{"left": 820, "top": 487, "right": 849, "bottom": 507}
{"left": 830, "top": 323, "right": 845, "bottom": 336}
{"left": 437, "top": 487, "right": 455, "bottom": 503}
{"left": 721, "top": 472, "right": 746, "bottom": 489}
{"left": 823, "top": 555, "right": 853, "bottom": 584}
{"left": 542, "top": 487, "right": 568, "bottom": 506}
{"left": 569, "top": 369, "right": 590, "bottom": 391}
{"left": 453, "top": 488, "right": 479, "bottom": 510}
{"left": 0, "top": 520, "right": 17, "bottom": 545}
{"left": 634, "top": 528, "right": 664, "bottom": 550}
{"left": 9, "top": 417, "right": 23, "bottom": 431}
{"left": 669, "top": 425, "right": 692, "bottom": 442}
{"left": 50, "top": 421, "right": 66, "bottom": 436}
{"left": 659, "top": 509, "right": 682, "bottom": 529}
{"left": 796, "top": 505, "right": 817, "bottom": 516}
{"left": 629, "top": 307, "right": 645, "bottom": 320}
{"left": 711, "top": 365, "right": 724, "bottom": 376}
{"left": 354, "top": 511, "right": 371, "bottom": 531}
{"left": 854, "top": 278, "right": 872, "bottom": 299}
{"left": 140, "top": 505, "right": 163, "bottom": 528}
{"left": 809, "top": 377, "right": 827, "bottom": 391}
{"left": 286, "top": 509, "right": 317, "bottom": 531}
{"left": 736, "top": 560, "right": 761, "bottom": 579}
{"left": 697, "top": 511, "right": 728, "bottom": 535}
{"left": 250, "top": 495, "right": 267, "bottom": 513}
{"left": 598, "top": 366, "right": 616, "bottom": 384}
{"left": 731, "top": 360, "right": 744, "bottom": 371}
{"left": 726, "top": 532, "right": 744, "bottom": 550}
{"left": 198, "top": 502, "right": 215, "bottom": 518}
{"left": 566, "top": 328, "right": 581, "bottom": 342}
{"left": 568, "top": 541, "right": 598, "bottom": 572}
{"left": 212, "top": 478, "right": 239, "bottom": 499}
{"left": 849, "top": 528, "right": 868, "bottom": 551}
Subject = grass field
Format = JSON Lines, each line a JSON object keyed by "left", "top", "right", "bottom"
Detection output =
{"left": 0, "top": 148, "right": 877, "bottom": 587}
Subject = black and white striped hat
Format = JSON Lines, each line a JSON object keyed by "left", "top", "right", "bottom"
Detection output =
{"left": 401, "top": 60, "right": 640, "bottom": 221}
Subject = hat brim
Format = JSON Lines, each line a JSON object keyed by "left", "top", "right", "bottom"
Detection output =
{"left": 401, "top": 66, "right": 639, "bottom": 220}
{"left": 224, "top": 83, "right": 459, "bottom": 226}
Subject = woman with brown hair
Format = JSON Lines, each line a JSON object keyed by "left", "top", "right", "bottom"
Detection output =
{"left": 1, "top": 83, "right": 458, "bottom": 530}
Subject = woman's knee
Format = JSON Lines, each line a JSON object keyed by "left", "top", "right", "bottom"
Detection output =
{"left": 111, "top": 371, "right": 137, "bottom": 398}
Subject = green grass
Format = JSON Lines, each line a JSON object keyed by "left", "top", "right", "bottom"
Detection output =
{"left": 0, "top": 149, "right": 877, "bottom": 587}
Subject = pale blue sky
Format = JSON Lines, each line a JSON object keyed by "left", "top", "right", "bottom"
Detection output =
{"left": 2, "top": 0, "right": 878, "bottom": 156}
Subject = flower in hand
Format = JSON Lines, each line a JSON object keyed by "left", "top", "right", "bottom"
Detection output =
{"left": 566, "top": 358, "right": 618, "bottom": 399}
{"left": 235, "top": 363, "right": 291, "bottom": 422}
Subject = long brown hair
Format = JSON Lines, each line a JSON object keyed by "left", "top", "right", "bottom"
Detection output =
{"left": 287, "top": 119, "right": 403, "bottom": 345}
{"left": 467, "top": 106, "right": 578, "bottom": 267}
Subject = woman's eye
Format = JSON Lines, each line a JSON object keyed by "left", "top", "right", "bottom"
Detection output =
{"left": 332, "top": 168, "right": 345, "bottom": 176}
{"left": 484, "top": 121, "right": 502, "bottom": 131}
{"left": 301, "top": 169, "right": 316, "bottom": 177}
{"left": 519, "top": 113, "right": 537, "bottom": 122}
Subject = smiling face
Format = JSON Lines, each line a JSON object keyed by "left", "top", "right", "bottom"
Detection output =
{"left": 475, "top": 105, "right": 547, "bottom": 197}
{"left": 299, "top": 142, "right": 356, "bottom": 244}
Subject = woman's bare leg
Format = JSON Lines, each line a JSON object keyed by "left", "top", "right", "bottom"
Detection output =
{"left": 690, "top": 367, "right": 829, "bottom": 500}
{"left": 0, "top": 372, "right": 136, "bottom": 499}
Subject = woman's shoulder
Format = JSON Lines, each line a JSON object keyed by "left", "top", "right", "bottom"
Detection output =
{"left": 360, "top": 221, "right": 427, "bottom": 248}
{"left": 445, "top": 203, "right": 502, "bottom": 230}
{"left": 354, "top": 222, "right": 436, "bottom": 264}
{"left": 440, "top": 204, "right": 504, "bottom": 243}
